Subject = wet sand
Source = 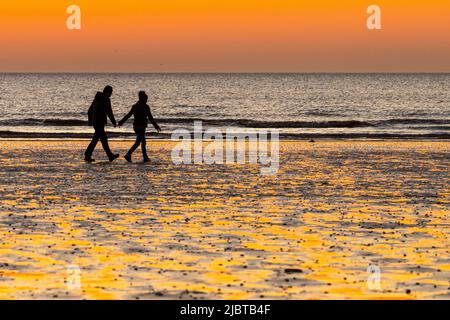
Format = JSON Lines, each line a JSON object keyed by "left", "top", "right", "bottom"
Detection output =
{"left": 0, "top": 140, "right": 448, "bottom": 300}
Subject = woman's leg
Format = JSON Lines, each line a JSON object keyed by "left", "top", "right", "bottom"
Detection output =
{"left": 127, "top": 138, "right": 140, "bottom": 156}
{"left": 141, "top": 129, "right": 148, "bottom": 159}
{"left": 127, "top": 128, "right": 144, "bottom": 156}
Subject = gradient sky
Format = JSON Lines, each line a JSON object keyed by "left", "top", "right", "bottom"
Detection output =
{"left": 0, "top": 0, "right": 449, "bottom": 72}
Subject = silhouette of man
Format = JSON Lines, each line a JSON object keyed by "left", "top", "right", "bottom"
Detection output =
{"left": 84, "top": 85, "right": 119, "bottom": 162}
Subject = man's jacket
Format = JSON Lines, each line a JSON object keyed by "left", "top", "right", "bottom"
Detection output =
{"left": 88, "top": 92, "right": 116, "bottom": 127}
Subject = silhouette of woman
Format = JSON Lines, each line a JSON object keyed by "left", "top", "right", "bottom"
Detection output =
{"left": 118, "top": 91, "right": 161, "bottom": 162}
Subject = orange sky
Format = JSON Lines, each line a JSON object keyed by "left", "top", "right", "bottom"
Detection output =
{"left": 0, "top": 0, "right": 449, "bottom": 72}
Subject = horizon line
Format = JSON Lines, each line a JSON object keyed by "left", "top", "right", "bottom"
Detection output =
{"left": 1, "top": 71, "right": 450, "bottom": 75}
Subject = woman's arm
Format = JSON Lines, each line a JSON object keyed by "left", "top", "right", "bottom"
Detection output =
{"left": 147, "top": 106, "right": 161, "bottom": 132}
{"left": 118, "top": 106, "right": 134, "bottom": 127}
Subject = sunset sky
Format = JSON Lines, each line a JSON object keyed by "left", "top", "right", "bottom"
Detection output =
{"left": 0, "top": 0, "right": 449, "bottom": 72}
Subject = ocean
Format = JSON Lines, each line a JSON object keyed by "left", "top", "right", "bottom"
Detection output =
{"left": 0, "top": 73, "right": 449, "bottom": 139}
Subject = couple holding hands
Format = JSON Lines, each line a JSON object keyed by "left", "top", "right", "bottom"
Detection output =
{"left": 84, "top": 85, "right": 161, "bottom": 163}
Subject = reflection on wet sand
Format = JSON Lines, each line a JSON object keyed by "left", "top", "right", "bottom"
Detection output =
{"left": 0, "top": 140, "right": 448, "bottom": 299}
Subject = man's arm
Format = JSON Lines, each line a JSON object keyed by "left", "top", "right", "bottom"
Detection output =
{"left": 106, "top": 99, "right": 117, "bottom": 127}
{"left": 147, "top": 106, "right": 161, "bottom": 132}
{"left": 118, "top": 107, "right": 134, "bottom": 127}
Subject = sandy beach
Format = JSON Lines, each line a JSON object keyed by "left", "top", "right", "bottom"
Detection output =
{"left": 0, "top": 140, "right": 448, "bottom": 300}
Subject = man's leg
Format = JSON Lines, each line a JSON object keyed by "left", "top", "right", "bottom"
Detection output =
{"left": 85, "top": 132, "right": 99, "bottom": 160}
{"left": 96, "top": 126, "right": 115, "bottom": 158}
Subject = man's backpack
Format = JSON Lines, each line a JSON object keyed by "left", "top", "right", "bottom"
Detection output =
{"left": 87, "top": 95, "right": 100, "bottom": 126}
{"left": 87, "top": 102, "right": 94, "bottom": 126}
